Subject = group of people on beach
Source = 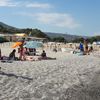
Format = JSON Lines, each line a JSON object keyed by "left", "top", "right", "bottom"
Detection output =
{"left": 79, "top": 39, "right": 93, "bottom": 55}
{"left": 0, "top": 40, "right": 56, "bottom": 62}
{"left": 0, "top": 47, "right": 50, "bottom": 61}
{"left": 0, "top": 38, "right": 94, "bottom": 62}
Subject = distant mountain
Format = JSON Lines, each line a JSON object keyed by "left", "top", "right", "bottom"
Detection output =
{"left": 0, "top": 22, "right": 88, "bottom": 41}
{"left": 45, "top": 32, "right": 87, "bottom": 42}
{"left": 0, "top": 22, "right": 48, "bottom": 38}
{"left": 0, "top": 22, "right": 19, "bottom": 30}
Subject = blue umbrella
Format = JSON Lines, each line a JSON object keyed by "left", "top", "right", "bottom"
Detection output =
{"left": 23, "top": 41, "right": 43, "bottom": 48}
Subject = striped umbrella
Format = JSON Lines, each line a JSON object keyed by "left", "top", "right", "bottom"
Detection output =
{"left": 23, "top": 41, "right": 43, "bottom": 48}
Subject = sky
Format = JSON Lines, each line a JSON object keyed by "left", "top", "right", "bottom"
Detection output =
{"left": 0, "top": 0, "right": 100, "bottom": 36}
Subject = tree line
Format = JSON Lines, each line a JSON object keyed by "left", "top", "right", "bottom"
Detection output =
{"left": 0, "top": 25, "right": 100, "bottom": 43}
{"left": 72, "top": 36, "right": 100, "bottom": 44}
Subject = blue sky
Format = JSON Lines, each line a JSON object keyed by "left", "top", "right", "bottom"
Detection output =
{"left": 0, "top": 0, "right": 100, "bottom": 36}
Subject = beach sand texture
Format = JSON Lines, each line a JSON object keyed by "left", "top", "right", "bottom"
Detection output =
{"left": 0, "top": 45, "right": 100, "bottom": 100}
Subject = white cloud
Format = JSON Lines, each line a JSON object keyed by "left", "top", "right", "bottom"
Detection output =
{"left": 26, "top": 2, "right": 52, "bottom": 8}
{"left": 16, "top": 12, "right": 80, "bottom": 29}
{"left": 0, "top": 0, "right": 52, "bottom": 9}
{"left": 33, "top": 13, "right": 80, "bottom": 29}
{"left": 0, "top": 0, "right": 18, "bottom": 7}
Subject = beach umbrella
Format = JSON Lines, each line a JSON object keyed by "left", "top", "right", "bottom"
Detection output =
{"left": 12, "top": 42, "right": 22, "bottom": 48}
{"left": 23, "top": 41, "right": 43, "bottom": 48}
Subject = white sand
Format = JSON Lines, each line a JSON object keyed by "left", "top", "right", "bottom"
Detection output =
{"left": 0, "top": 46, "right": 100, "bottom": 100}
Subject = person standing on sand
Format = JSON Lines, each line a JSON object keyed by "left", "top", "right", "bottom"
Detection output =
{"left": 19, "top": 44, "right": 23, "bottom": 60}
{"left": 84, "top": 39, "right": 89, "bottom": 55}
{"left": 79, "top": 42, "right": 84, "bottom": 52}
{"left": 19, "top": 38, "right": 25, "bottom": 60}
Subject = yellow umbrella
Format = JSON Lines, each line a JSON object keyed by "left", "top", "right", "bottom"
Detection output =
{"left": 12, "top": 42, "right": 22, "bottom": 48}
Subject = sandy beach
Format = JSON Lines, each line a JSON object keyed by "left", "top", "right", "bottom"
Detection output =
{"left": 0, "top": 45, "right": 100, "bottom": 100}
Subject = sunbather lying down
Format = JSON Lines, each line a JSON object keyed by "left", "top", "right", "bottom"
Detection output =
{"left": 25, "top": 50, "right": 56, "bottom": 61}
{"left": 25, "top": 56, "right": 41, "bottom": 61}
{"left": 25, "top": 55, "right": 56, "bottom": 61}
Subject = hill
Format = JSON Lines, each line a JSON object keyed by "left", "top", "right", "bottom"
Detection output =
{"left": 0, "top": 22, "right": 21, "bottom": 33}
{"left": 0, "top": 22, "right": 48, "bottom": 38}
{"left": 0, "top": 22, "right": 18, "bottom": 30}
{"left": 0, "top": 22, "right": 88, "bottom": 41}
{"left": 45, "top": 32, "right": 87, "bottom": 42}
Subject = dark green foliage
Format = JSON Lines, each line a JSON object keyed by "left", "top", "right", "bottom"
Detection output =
{"left": 72, "top": 37, "right": 84, "bottom": 43}
{"left": 0, "top": 23, "right": 21, "bottom": 33}
{"left": 72, "top": 36, "right": 100, "bottom": 43}
{"left": 20, "top": 28, "right": 49, "bottom": 39}
{"left": 51, "top": 37, "right": 67, "bottom": 43}
{"left": 30, "top": 29, "right": 49, "bottom": 38}
{"left": 87, "top": 36, "right": 100, "bottom": 43}
{"left": 0, "top": 23, "right": 49, "bottom": 39}
{"left": 0, "top": 22, "right": 100, "bottom": 43}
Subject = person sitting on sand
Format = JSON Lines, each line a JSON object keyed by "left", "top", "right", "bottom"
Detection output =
{"left": 33, "top": 48, "right": 36, "bottom": 56}
{"left": 9, "top": 49, "right": 16, "bottom": 60}
{"left": 41, "top": 50, "right": 47, "bottom": 58}
{"left": 40, "top": 50, "right": 56, "bottom": 60}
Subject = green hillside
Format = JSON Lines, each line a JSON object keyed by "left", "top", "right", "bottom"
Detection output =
{"left": 0, "top": 22, "right": 48, "bottom": 38}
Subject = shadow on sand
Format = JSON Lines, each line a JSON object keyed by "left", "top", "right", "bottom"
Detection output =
{"left": 0, "top": 71, "right": 33, "bottom": 81}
